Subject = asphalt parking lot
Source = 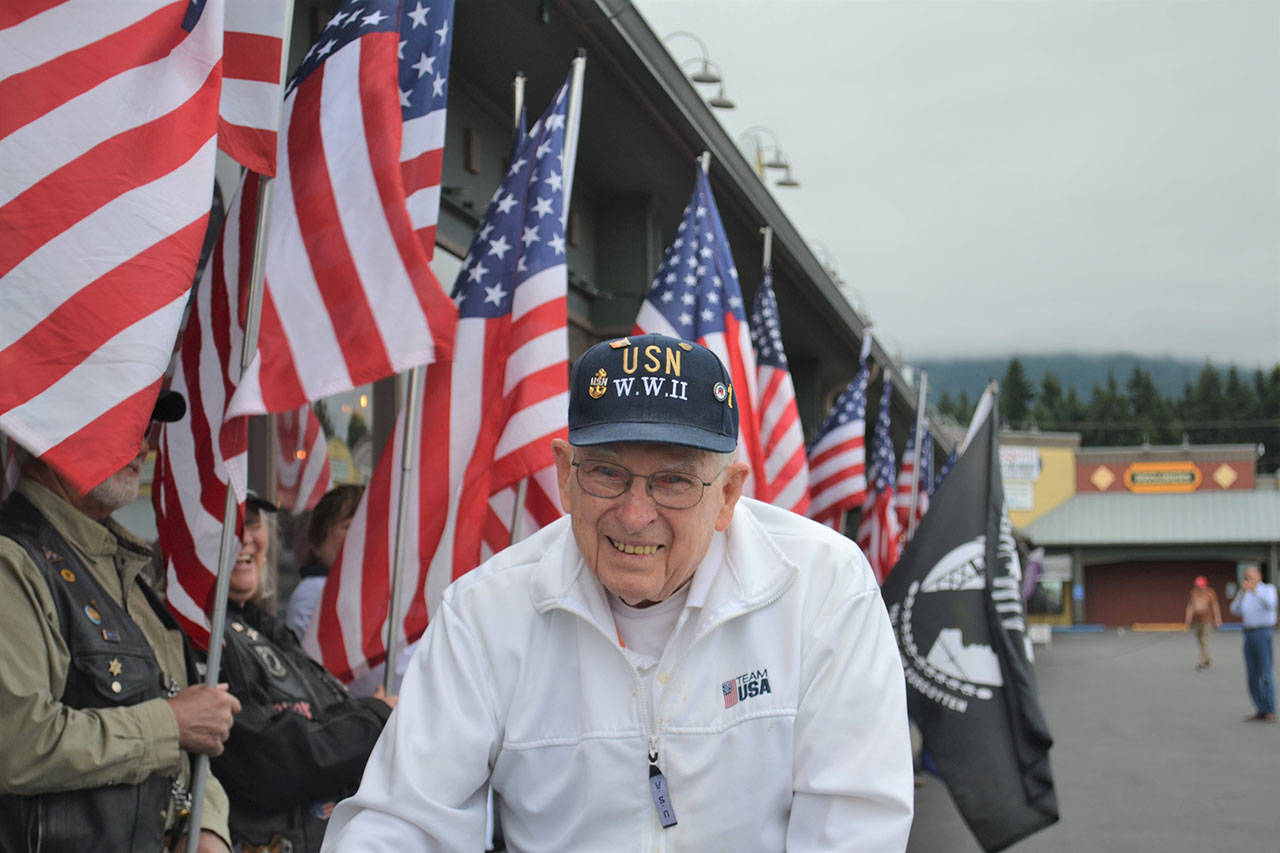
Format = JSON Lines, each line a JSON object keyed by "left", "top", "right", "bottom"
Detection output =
{"left": 907, "top": 629, "right": 1280, "bottom": 852}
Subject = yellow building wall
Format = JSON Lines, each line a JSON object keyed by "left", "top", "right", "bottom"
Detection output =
{"left": 1007, "top": 444, "right": 1076, "bottom": 528}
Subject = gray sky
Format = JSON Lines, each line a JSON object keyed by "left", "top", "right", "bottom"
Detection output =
{"left": 634, "top": 0, "right": 1280, "bottom": 369}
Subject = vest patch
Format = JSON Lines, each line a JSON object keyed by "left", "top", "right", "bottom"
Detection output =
{"left": 721, "top": 667, "right": 772, "bottom": 709}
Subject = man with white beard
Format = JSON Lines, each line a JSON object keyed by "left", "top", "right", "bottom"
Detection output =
{"left": 0, "top": 391, "right": 241, "bottom": 853}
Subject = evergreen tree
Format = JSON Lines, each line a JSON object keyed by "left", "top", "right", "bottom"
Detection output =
{"left": 1000, "top": 357, "right": 1035, "bottom": 429}
{"left": 1126, "top": 365, "right": 1172, "bottom": 443}
{"left": 1035, "top": 371, "right": 1065, "bottom": 428}
{"left": 937, "top": 389, "right": 956, "bottom": 421}
{"left": 955, "top": 390, "right": 973, "bottom": 425}
{"left": 1085, "top": 371, "right": 1128, "bottom": 445}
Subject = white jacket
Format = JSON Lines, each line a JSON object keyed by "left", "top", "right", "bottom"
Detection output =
{"left": 323, "top": 499, "right": 913, "bottom": 851}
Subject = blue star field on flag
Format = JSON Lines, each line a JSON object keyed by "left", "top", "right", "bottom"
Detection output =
{"left": 868, "top": 381, "right": 897, "bottom": 492}
{"left": 452, "top": 81, "right": 570, "bottom": 317}
{"left": 809, "top": 364, "right": 868, "bottom": 453}
{"left": 749, "top": 264, "right": 788, "bottom": 370}
{"left": 644, "top": 169, "right": 746, "bottom": 338}
{"left": 291, "top": 0, "right": 454, "bottom": 125}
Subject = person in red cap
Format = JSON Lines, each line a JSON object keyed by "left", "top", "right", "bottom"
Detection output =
{"left": 1184, "top": 575, "right": 1222, "bottom": 671}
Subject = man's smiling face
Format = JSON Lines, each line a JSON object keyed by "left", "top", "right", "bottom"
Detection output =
{"left": 552, "top": 439, "right": 747, "bottom": 607}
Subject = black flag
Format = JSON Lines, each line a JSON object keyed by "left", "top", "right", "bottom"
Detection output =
{"left": 881, "top": 394, "right": 1058, "bottom": 851}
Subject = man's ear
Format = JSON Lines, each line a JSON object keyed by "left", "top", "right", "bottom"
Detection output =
{"left": 713, "top": 461, "right": 750, "bottom": 532}
{"left": 551, "top": 438, "right": 574, "bottom": 513}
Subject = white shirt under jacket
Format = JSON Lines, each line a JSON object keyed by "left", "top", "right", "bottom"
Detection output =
{"left": 321, "top": 498, "right": 914, "bottom": 852}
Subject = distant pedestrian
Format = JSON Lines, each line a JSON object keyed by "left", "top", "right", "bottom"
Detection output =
{"left": 1228, "top": 567, "right": 1277, "bottom": 723}
{"left": 1183, "top": 576, "right": 1221, "bottom": 671}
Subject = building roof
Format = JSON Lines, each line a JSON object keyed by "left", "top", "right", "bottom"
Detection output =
{"left": 1075, "top": 443, "right": 1262, "bottom": 464}
{"left": 1023, "top": 489, "right": 1280, "bottom": 546}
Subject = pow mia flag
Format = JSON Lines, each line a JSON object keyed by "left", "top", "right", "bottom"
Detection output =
{"left": 881, "top": 392, "right": 1058, "bottom": 851}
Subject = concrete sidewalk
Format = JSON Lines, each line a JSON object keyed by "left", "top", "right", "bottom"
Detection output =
{"left": 907, "top": 630, "right": 1279, "bottom": 852}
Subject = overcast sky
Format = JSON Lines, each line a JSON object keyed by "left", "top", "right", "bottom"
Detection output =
{"left": 634, "top": 0, "right": 1279, "bottom": 369}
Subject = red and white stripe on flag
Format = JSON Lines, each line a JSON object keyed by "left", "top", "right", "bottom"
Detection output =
{"left": 757, "top": 360, "right": 810, "bottom": 513}
{"left": 152, "top": 177, "right": 256, "bottom": 644}
{"left": 805, "top": 365, "right": 869, "bottom": 530}
{"left": 856, "top": 486, "right": 901, "bottom": 585}
{"left": 224, "top": 1, "right": 456, "bottom": 420}
{"left": 895, "top": 451, "right": 929, "bottom": 529}
{"left": 749, "top": 269, "right": 810, "bottom": 514}
{"left": 0, "top": 0, "right": 225, "bottom": 495}
{"left": 275, "top": 404, "right": 332, "bottom": 513}
{"left": 304, "top": 70, "right": 576, "bottom": 683}
{"left": 217, "top": 0, "right": 289, "bottom": 176}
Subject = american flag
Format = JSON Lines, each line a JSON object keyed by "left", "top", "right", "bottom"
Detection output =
{"left": 856, "top": 380, "right": 901, "bottom": 583}
{"left": 223, "top": 0, "right": 457, "bottom": 422}
{"left": 275, "top": 404, "right": 332, "bottom": 513}
{"left": 155, "top": 0, "right": 456, "bottom": 646}
{"left": 806, "top": 362, "right": 870, "bottom": 530}
{"left": 633, "top": 167, "right": 766, "bottom": 496}
{"left": 0, "top": 0, "right": 228, "bottom": 496}
{"left": 748, "top": 265, "right": 810, "bottom": 514}
{"left": 895, "top": 424, "right": 932, "bottom": 529}
{"left": 304, "top": 70, "right": 580, "bottom": 683}
{"left": 935, "top": 447, "right": 957, "bottom": 492}
{"left": 218, "top": 0, "right": 290, "bottom": 176}
{"left": 153, "top": 206, "right": 251, "bottom": 644}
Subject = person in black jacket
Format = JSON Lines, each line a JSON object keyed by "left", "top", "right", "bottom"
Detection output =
{"left": 208, "top": 495, "right": 395, "bottom": 852}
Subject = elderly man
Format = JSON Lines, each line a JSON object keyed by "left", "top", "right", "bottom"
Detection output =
{"left": 1230, "top": 566, "right": 1277, "bottom": 723}
{"left": 0, "top": 391, "right": 241, "bottom": 852}
{"left": 323, "top": 334, "right": 914, "bottom": 850}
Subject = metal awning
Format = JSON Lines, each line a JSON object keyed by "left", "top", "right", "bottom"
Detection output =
{"left": 1023, "top": 490, "right": 1280, "bottom": 546}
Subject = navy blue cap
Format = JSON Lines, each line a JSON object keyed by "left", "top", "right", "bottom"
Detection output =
{"left": 568, "top": 334, "right": 739, "bottom": 452}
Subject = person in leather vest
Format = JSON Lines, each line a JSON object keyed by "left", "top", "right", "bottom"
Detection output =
{"left": 208, "top": 495, "right": 394, "bottom": 853}
{"left": 0, "top": 391, "right": 240, "bottom": 852}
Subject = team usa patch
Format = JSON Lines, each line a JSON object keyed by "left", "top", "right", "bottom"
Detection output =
{"left": 722, "top": 667, "right": 772, "bottom": 709}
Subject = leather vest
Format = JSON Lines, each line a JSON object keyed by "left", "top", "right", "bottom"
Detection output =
{"left": 0, "top": 493, "right": 175, "bottom": 853}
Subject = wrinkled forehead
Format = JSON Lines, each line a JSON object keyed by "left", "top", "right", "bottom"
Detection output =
{"left": 572, "top": 441, "right": 711, "bottom": 471}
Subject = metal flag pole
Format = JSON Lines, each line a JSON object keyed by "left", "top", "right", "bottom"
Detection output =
{"left": 760, "top": 225, "right": 773, "bottom": 270}
{"left": 699, "top": 150, "right": 712, "bottom": 174}
{"left": 185, "top": 5, "right": 294, "bottom": 847}
{"left": 507, "top": 71, "right": 529, "bottom": 547}
{"left": 906, "top": 369, "right": 928, "bottom": 541}
{"left": 960, "top": 380, "right": 1000, "bottom": 455}
{"left": 382, "top": 364, "right": 425, "bottom": 694}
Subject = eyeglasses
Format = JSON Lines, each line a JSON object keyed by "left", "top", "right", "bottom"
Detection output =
{"left": 571, "top": 459, "right": 726, "bottom": 510}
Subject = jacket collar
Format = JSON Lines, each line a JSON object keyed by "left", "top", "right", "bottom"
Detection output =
{"left": 17, "top": 478, "right": 155, "bottom": 590}
{"left": 529, "top": 499, "right": 797, "bottom": 635}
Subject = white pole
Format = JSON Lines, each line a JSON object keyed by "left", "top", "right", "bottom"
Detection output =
{"left": 907, "top": 370, "right": 928, "bottom": 541}
{"left": 185, "top": 3, "right": 294, "bottom": 844}
{"left": 382, "top": 364, "right": 425, "bottom": 693}
{"left": 507, "top": 70, "right": 529, "bottom": 547}
{"left": 512, "top": 71, "right": 526, "bottom": 130}
{"left": 760, "top": 225, "right": 773, "bottom": 270}
{"left": 699, "top": 150, "right": 712, "bottom": 174}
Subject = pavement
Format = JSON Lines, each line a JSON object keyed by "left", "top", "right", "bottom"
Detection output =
{"left": 906, "top": 629, "right": 1280, "bottom": 852}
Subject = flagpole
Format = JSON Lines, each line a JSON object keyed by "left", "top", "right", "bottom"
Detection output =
{"left": 699, "top": 150, "right": 712, "bottom": 174}
{"left": 760, "top": 225, "right": 773, "bottom": 270}
{"left": 383, "top": 364, "right": 425, "bottom": 693}
{"left": 961, "top": 379, "right": 999, "bottom": 454}
{"left": 185, "top": 2, "right": 295, "bottom": 843}
{"left": 512, "top": 71, "right": 525, "bottom": 127}
{"left": 907, "top": 370, "right": 928, "bottom": 540}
